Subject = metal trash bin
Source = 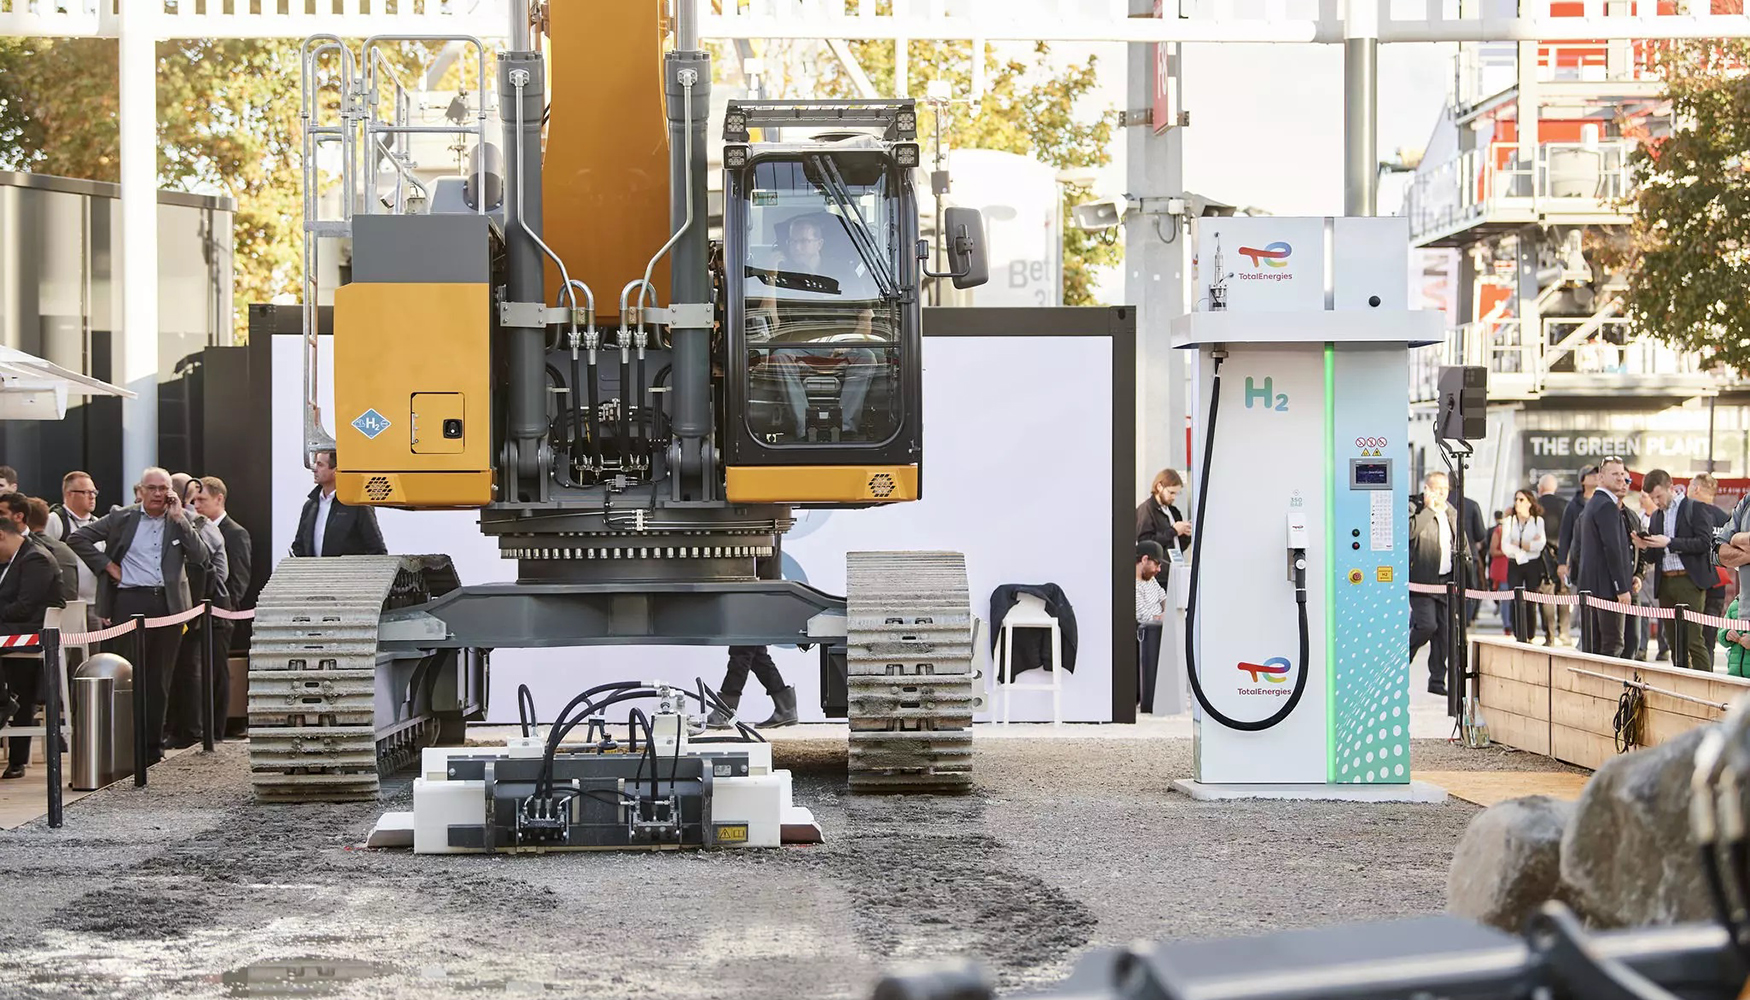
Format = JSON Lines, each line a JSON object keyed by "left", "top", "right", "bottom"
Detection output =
{"left": 71, "top": 653, "right": 133, "bottom": 790}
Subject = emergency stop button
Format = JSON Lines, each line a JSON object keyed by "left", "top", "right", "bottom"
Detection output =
{"left": 1347, "top": 569, "right": 1363, "bottom": 584}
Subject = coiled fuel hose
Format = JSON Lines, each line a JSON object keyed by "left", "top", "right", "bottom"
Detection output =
{"left": 1182, "top": 352, "right": 1313, "bottom": 731}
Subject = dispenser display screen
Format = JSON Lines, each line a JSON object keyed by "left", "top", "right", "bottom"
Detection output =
{"left": 1349, "top": 459, "right": 1392, "bottom": 490}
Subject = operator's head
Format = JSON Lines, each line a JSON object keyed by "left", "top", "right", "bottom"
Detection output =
{"left": 313, "top": 449, "right": 338, "bottom": 491}
{"left": 1151, "top": 468, "right": 1183, "bottom": 507}
{"left": 783, "top": 216, "right": 828, "bottom": 273}
{"left": 1135, "top": 540, "right": 1165, "bottom": 580}
{"left": 1599, "top": 457, "right": 1630, "bottom": 499}
{"left": 1692, "top": 472, "right": 1719, "bottom": 505}
{"left": 62, "top": 471, "right": 97, "bottom": 518}
{"left": 1643, "top": 469, "right": 1675, "bottom": 510}
{"left": 139, "top": 467, "right": 174, "bottom": 518}
{"left": 1513, "top": 489, "right": 1542, "bottom": 520}
{"left": 1536, "top": 474, "right": 1558, "bottom": 496}
{"left": 1423, "top": 471, "right": 1450, "bottom": 508}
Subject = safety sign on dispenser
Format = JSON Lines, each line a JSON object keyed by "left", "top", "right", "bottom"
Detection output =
{"left": 1369, "top": 490, "right": 1393, "bottom": 552}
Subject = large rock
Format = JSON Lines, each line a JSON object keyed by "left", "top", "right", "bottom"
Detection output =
{"left": 1560, "top": 726, "right": 1715, "bottom": 927}
{"left": 1448, "top": 795, "right": 1574, "bottom": 931}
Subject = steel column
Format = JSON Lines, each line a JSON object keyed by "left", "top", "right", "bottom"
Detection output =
{"left": 1342, "top": 37, "right": 1378, "bottom": 217}
{"left": 119, "top": 6, "right": 159, "bottom": 478}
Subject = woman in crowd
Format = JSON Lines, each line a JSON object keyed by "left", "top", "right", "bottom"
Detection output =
{"left": 1499, "top": 489, "right": 1551, "bottom": 644}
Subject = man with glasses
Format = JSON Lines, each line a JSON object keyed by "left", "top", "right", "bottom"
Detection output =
{"left": 42, "top": 472, "right": 102, "bottom": 629}
{"left": 68, "top": 467, "right": 215, "bottom": 765}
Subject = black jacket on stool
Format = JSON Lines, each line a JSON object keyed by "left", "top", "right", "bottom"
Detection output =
{"left": 291, "top": 488, "right": 387, "bottom": 557}
{"left": 989, "top": 583, "right": 1079, "bottom": 681}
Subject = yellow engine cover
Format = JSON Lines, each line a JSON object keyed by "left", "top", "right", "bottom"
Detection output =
{"left": 333, "top": 282, "right": 494, "bottom": 508}
{"left": 725, "top": 466, "right": 919, "bottom": 505}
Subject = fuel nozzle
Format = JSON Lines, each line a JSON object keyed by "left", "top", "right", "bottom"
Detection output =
{"left": 1286, "top": 510, "right": 1310, "bottom": 598}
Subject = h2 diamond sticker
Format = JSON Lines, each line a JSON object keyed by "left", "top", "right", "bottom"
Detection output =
{"left": 351, "top": 408, "right": 392, "bottom": 440}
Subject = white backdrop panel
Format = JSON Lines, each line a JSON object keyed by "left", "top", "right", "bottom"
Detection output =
{"left": 271, "top": 334, "right": 1113, "bottom": 724}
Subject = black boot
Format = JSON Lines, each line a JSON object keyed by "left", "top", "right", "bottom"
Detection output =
{"left": 706, "top": 692, "right": 741, "bottom": 730}
{"left": 757, "top": 686, "right": 798, "bottom": 728}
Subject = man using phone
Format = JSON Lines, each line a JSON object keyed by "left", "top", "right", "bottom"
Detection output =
{"left": 68, "top": 467, "right": 214, "bottom": 766}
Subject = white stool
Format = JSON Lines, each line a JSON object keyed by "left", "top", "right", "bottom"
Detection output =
{"left": 995, "top": 593, "right": 1063, "bottom": 725}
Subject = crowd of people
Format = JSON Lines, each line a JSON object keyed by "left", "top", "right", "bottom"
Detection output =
{"left": 0, "top": 448, "right": 412, "bottom": 778}
{"left": 1410, "top": 460, "right": 1739, "bottom": 690}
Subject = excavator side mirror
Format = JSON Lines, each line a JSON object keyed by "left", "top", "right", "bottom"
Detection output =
{"left": 919, "top": 207, "right": 989, "bottom": 290}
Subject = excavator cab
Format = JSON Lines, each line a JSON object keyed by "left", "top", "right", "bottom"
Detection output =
{"left": 719, "top": 101, "right": 988, "bottom": 505}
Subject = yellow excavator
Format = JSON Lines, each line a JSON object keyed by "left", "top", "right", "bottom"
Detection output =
{"left": 249, "top": 1, "right": 989, "bottom": 803}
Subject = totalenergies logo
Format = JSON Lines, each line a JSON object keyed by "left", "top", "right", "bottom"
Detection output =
{"left": 1238, "top": 657, "right": 1291, "bottom": 683}
{"left": 1238, "top": 242, "right": 1292, "bottom": 268}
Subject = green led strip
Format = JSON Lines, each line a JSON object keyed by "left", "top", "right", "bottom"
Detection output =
{"left": 1324, "top": 343, "right": 1337, "bottom": 784}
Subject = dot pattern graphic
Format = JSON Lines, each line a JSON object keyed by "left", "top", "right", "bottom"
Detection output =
{"left": 1330, "top": 347, "right": 1411, "bottom": 784}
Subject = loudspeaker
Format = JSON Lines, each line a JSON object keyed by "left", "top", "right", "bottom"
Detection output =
{"left": 1437, "top": 366, "right": 1487, "bottom": 442}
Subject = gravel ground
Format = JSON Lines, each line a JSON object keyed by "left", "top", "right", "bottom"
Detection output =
{"left": 0, "top": 737, "right": 1551, "bottom": 999}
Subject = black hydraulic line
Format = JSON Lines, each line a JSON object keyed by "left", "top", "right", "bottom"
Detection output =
{"left": 570, "top": 351, "right": 588, "bottom": 475}
{"left": 1183, "top": 353, "right": 1312, "bottom": 732}
{"left": 586, "top": 353, "right": 602, "bottom": 476}
{"left": 619, "top": 347, "right": 633, "bottom": 471}
{"left": 517, "top": 683, "right": 537, "bottom": 738}
{"left": 635, "top": 352, "right": 648, "bottom": 475}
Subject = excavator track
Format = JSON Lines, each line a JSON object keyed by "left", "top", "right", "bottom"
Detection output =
{"left": 844, "top": 551, "right": 976, "bottom": 794}
{"left": 247, "top": 555, "right": 458, "bottom": 803}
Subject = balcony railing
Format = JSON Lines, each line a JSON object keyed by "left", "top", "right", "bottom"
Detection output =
{"left": 1406, "top": 139, "right": 1636, "bottom": 244}
{"left": 1409, "top": 315, "right": 1712, "bottom": 402}
{"left": 1454, "top": 39, "right": 1663, "bottom": 109}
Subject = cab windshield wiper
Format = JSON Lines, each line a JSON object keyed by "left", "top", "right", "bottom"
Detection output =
{"left": 810, "top": 155, "right": 899, "bottom": 301}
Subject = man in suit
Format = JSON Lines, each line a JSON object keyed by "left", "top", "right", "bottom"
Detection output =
{"left": 23, "top": 499, "right": 79, "bottom": 605}
{"left": 166, "top": 477, "right": 229, "bottom": 749}
{"left": 1637, "top": 469, "right": 1716, "bottom": 671}
{"left": 1409, "top": 472, "right": 1459, "bottom": 695}
{"left": 292, "top": 450, "right": 387, "bottom": 558}
{"left": 1558, "top": 465, "right": 1601, "bottom": 612}
{"left": 1536, "top": 475, "right": 1571, "bottom": 644}
{"left": 0, "top": 493, "right": 74, "bottom": 604}
{"left": 192, "top": 477, "right": 250, "bottom": 739}
{"left": 68, "top": 467, "right": 213, "bottom": 765}
{"left": 0, "top": 517, "right": 64, "bottom": 777}
{"left": 1577, "top": 457, "right": 1636, "bottom": 658}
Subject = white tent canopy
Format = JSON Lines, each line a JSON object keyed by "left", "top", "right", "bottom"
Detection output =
{"left": 0, "top": 345, "right": 134, "bottom": 421}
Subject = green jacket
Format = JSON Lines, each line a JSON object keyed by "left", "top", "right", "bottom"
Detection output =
{"left": 1721, "top": 599, "right": 1750, "bottom": 678}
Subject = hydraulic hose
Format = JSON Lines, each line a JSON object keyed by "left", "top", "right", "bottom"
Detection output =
{"left": 1183, "top": 353, "right": 1313, "bottom": 732}
{"left": 635, "top": 352, "right": 648, "bottom": 473}
{"left": 570, "top": 351, "right": 588, "bottom": 476}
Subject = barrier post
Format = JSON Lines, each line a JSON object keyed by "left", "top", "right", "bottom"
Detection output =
{"left": 42, "top": 627, "right": 63, "bottom": 829}
{"left": 1578, "top": 590, "right": 1593, "bottom": 654}
{"left": 1513, "top": 584, "right": 1528, "bottom": 643}
{"left": 130, "top": 613, "right": 147, "bottom": 788}
{"left": 1445, "top": 579, "right": 1463, "bottom": 717}
{"left": 199, "top": 602, "right": 214, "bottom": 753}
{"left": 1672, "top": 607, "right": 1690, "bottom": 672}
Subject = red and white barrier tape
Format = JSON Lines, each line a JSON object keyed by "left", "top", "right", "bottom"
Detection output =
{"left": 1580, "top": 594, "right": 1676, "bottom": 620}
{"left": 209, "top": 606, "right": 256, "bottom": 621}
{"left": 62, "top": 619, "right": 138, "bottom": 646}
{"left": 145, "top": 605, "right": 208, "bottom": 630}
{"left": 1407, "top": 582, "right": 1445, "bottom": 595}
{"left": 0, "top": 633, "right": 40, "bottom": 648}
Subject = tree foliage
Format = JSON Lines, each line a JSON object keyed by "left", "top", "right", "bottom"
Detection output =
{"left": 0, "top": 37, "right": 309, "bottom": 342}
{"left": 815, "top": 40, "right": 1121, "bottom": 305}
{"left": 1619, "top": 36, "right": 1750, "bottom": 373}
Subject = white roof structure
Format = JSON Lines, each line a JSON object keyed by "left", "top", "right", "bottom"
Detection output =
{"left": 0, "top": 346, "right": 132, "bottom": 398}
{"left": 0, "top": 346, "right": 134, "bottom": 421}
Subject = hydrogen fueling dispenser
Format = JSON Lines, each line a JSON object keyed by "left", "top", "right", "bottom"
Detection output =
{"left": 1170, "top": 216, "right": 1442, "bottom": 791}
